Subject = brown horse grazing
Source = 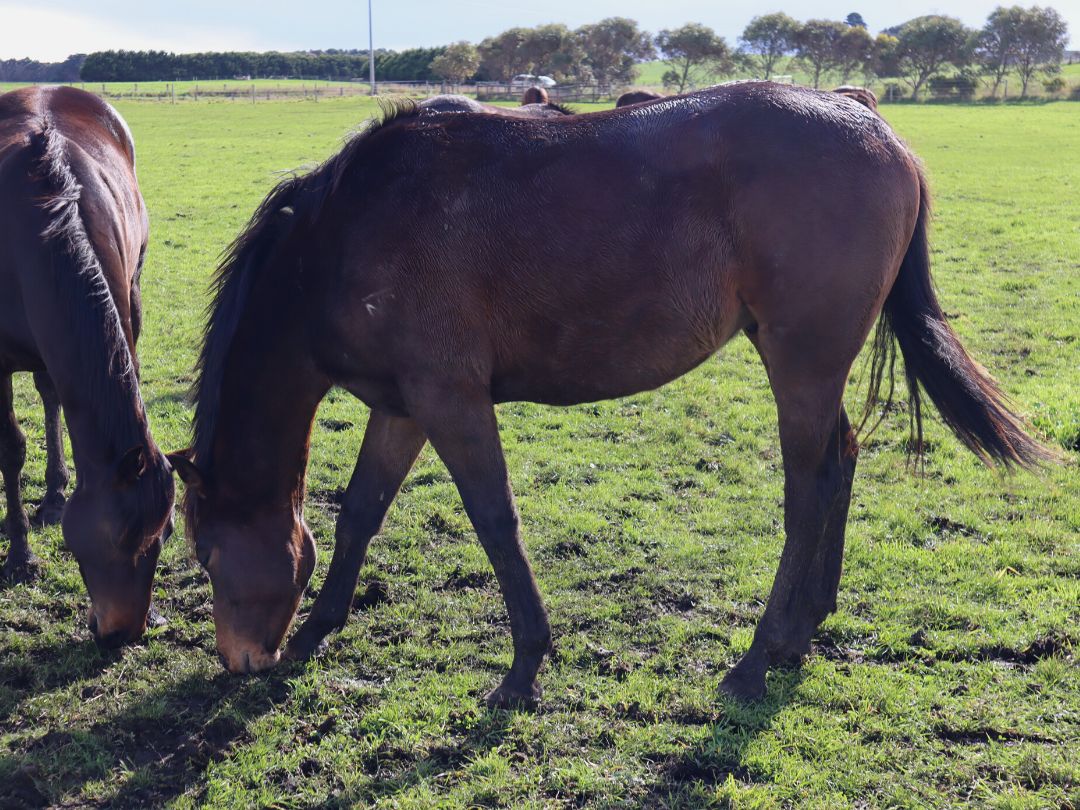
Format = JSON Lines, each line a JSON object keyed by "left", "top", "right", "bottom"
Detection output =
{"left": 418, "top": 94, "right": 572, "bottom": 119}
{"left": 521, "top": 86, "right": 549, "bottom": 105}
{"left": 0, "top": 86, "right": 174, "bottom": 644}
{"left": 171, "top": 83, "right": 1052, "bottom": 707}
{"left": 615, "top": 90, "right": 664, "bottom": 107}
{"left": 833, "top": 86, "right": 879, "bottom": 112}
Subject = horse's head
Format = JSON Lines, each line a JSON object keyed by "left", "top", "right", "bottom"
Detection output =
{"left": 615, "top": 91, "right": 663, "bottom": 108}
{"left": 169, "top": 453, "right": 316, "bottom": 674}
{"left": 521, "top": 86, "right": 549, "bottom": 105}
{"left": 62, "top": 444, "right": 175, "bottom": 647}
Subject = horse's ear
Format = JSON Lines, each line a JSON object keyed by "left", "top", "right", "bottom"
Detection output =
{"left": 115, "top": 446, "right": 148, "bottom": 486}
{"left": 166, "top": 451, "right": 207, "bottom": 498}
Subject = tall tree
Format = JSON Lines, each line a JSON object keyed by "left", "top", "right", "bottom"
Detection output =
{"left": 870, "top": 33, "right": 902, "bottom": 82}
{"left": 894, "top": 15, "right": 973, "bottom": 100}
{"left": 794, "top": 19, "right": 847, "bottom": 88}
{"left": 521, "top": 24, "right": 587, "bottom": 82}
{"left": 1011, "top": 6, "right": 1069, "bottom": 97}
{"left": 739, "top": 13, "right": 799, "bottom": 80}
{"left": 655, "top": 23, "right": 733, "bottom": 93}
{"left": 976, "top": 6, "right": 1023, "bottom": 96}
{"left": 430, "top": 41, "right": 480, "bottom": 85}
{"left": 836, "top": 24, "right": 875, "bottom": 82}
{"left": 575, "top": 17, "right": 655, "bottom": 87}
{"left": 478, "top": 28, "right": 531, "bottom": 81}
{"left": 845, "top": 12, "right": 868, "bottom": 28}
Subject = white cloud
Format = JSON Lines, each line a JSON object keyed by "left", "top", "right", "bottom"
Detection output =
{"left": 0, "top": 4, "right": 261, "bottom": 61}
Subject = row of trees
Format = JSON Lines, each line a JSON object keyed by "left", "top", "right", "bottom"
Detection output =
{"left": 732, "top": 6, "right": 1070, "bottom": 99}
{"left": 428, "top": 19, "right": 657, "bottom": 86}
{"left": 4, "top": 8, "right": 1070, "bottom": 100}
{"left": 0, "top": 54, "right": 85, "bottom": 83}
{"left": 434, "top": 8, "right": 1069, "bottom": 100}
{"left": 77, "top": 48, "right": 444, "bottom": 82}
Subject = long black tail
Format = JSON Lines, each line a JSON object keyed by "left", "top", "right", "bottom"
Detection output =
{"left": 862, "top": 170, "right": 1057, "bottom": 469}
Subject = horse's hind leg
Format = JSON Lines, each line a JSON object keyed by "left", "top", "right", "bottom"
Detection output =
{"left": 30, "top": 371, "right": 68, "bottom": 527}
{"left": 1, "top": 374, "right": 38, "bottom": 582}
{"left": 285, "top": 410, "right": 426, "bottom": 661}
{"left": 403, "top": 379, "right": 552, "bottom": 710}
{"left": 721, "top": 332, "right": 859, "bottom": 701}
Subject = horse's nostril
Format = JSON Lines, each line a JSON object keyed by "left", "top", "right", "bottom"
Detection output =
{"left": 217, "top": 651, "right": 230, "bottom": 671}
{"left": 87, "top": 613, "right": 99, "bottom": 635}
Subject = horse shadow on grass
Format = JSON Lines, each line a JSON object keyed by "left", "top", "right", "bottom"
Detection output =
{"left": 322, "top": 705, "right": 516, "bottom": 809}
{"left": 637, "top": 667, "right": 807, "bottom": 807}
{"left": 0, "top": 637, "right": 116, "bottom": 724}
{"left": 325, "top": 670, "right": 805, "bottom": 808}
{"left": 0, "top": 666, "right": 293, "bottom": 808}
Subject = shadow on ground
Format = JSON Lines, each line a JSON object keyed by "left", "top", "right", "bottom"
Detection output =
{"left": 0, "top": 668, "right": 292, "bottom": 808}
{"left": 637, "top": 668, "right": 806, "bottom": 807}
{"left": 0, "top": 638, "right": 114, "bottom": 724}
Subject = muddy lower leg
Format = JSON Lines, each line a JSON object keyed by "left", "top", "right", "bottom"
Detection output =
{"left": 721, "top": 405, "right": 858, "bottom": 701}
{"left": 404, "top": 380, "right": 552, "bottom": 709}
{"left": 31, "top": 371, "right": 68, "bottom": 527}
{"left": 285, "top": 411, "right": 426, "bottom": 660}
{"left": 1, "top": 375, "right": 37, "bottom": 582}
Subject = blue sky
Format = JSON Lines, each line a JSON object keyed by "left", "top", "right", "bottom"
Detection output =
{"left": 2, "top": 0, "right": 1075, "bottom": 61}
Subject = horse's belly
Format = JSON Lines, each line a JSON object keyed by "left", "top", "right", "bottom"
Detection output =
{"left": 490, "top": 310, "right": 741, "bottom": 406}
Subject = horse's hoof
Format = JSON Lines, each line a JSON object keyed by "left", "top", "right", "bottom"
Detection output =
{"left": 485, "top": 681, "right": 541, "bottom": 711}
{"left": 30, "top": 498, "right": 66, "bottom": 528}
{"left": 283, "top": 629, "right": 329, "bottom": 662}
{"left": 2, "top": 555, "right": 42, "bottom": 585}
{"left": 720, "top": 650, "right": 768, "bottom": 702}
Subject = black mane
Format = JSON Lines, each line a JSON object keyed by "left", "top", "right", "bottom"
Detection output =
{"left": 189, "top": 100, "right": 422, "bottom": 470}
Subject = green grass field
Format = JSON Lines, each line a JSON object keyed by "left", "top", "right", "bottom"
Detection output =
{"left": 0, "top": 97, "right": 1077, "bottom": 808}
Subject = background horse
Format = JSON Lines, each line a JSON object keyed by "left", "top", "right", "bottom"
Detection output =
{"left": 418, "top": 94, "right": 572, "bottom": 119}
{"left": 171, "top": 84, "right": 1051, "bottom": 708}
{"left": 0, "top": 86, "right": 174, "bottom": 645}
{"left": 616, "top": 90, "right": 664, "bottom": 107}
{"left": 833, "top": 85, "right": 879, "bottom": 112}
{"left": 521, "top": 86, "right": 549, "bottom": 105}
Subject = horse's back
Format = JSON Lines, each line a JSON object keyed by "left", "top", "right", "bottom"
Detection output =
{"left": 0, "top": 86, "right": 145, "bottom": 367}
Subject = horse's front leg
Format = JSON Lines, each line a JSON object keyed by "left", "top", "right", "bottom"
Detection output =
{"left": 285, "top": 410, "right": 426, "bottom": 661}
{"left": 31, "top": 371, "right": 68, "bottom": 527}
{"left": 404, "top": 379, "right": 552, "bottom": 710}
{"left": 1, "top": 374, "right": 37, "bottom": 582}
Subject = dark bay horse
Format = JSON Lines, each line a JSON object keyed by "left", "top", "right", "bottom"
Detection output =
{"left": 615, "top": 90, "right": 664, "bottom": 107}
{"left": 521, "top": 86, "right": 549, "bottom": 105}
{"left": 833, "top": 85, "right": 879, "bottom": 112}
{"left": 0, "top": 86, "right": 174, "bottom": 644}
{"left": 171, "top": 83, "right": 1051, "bottom": 706}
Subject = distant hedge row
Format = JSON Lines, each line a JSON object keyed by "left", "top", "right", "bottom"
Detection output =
{"left": 76, "top": 48, "right": 444, "bottom": 83}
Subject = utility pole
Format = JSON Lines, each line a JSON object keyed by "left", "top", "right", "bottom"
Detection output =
{"left": 368, "top": 0, "right": 377, "bottom": 95}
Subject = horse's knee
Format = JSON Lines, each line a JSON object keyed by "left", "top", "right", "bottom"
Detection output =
{"left": 473, "top": 510, "right": 521, "bottom": 544}
{"left": 335, "top": 501, "right": 381, "bottom": 544}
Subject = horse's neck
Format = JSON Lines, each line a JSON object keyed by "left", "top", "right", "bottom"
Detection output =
{"left": 205, "top": 307, "right": 329, "bottom": 508}
{"left": 50, "top": 327, "right": 149, "bottom": 474}
{"left": 36, "top": 261, "right": 147, "bottom": 471}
